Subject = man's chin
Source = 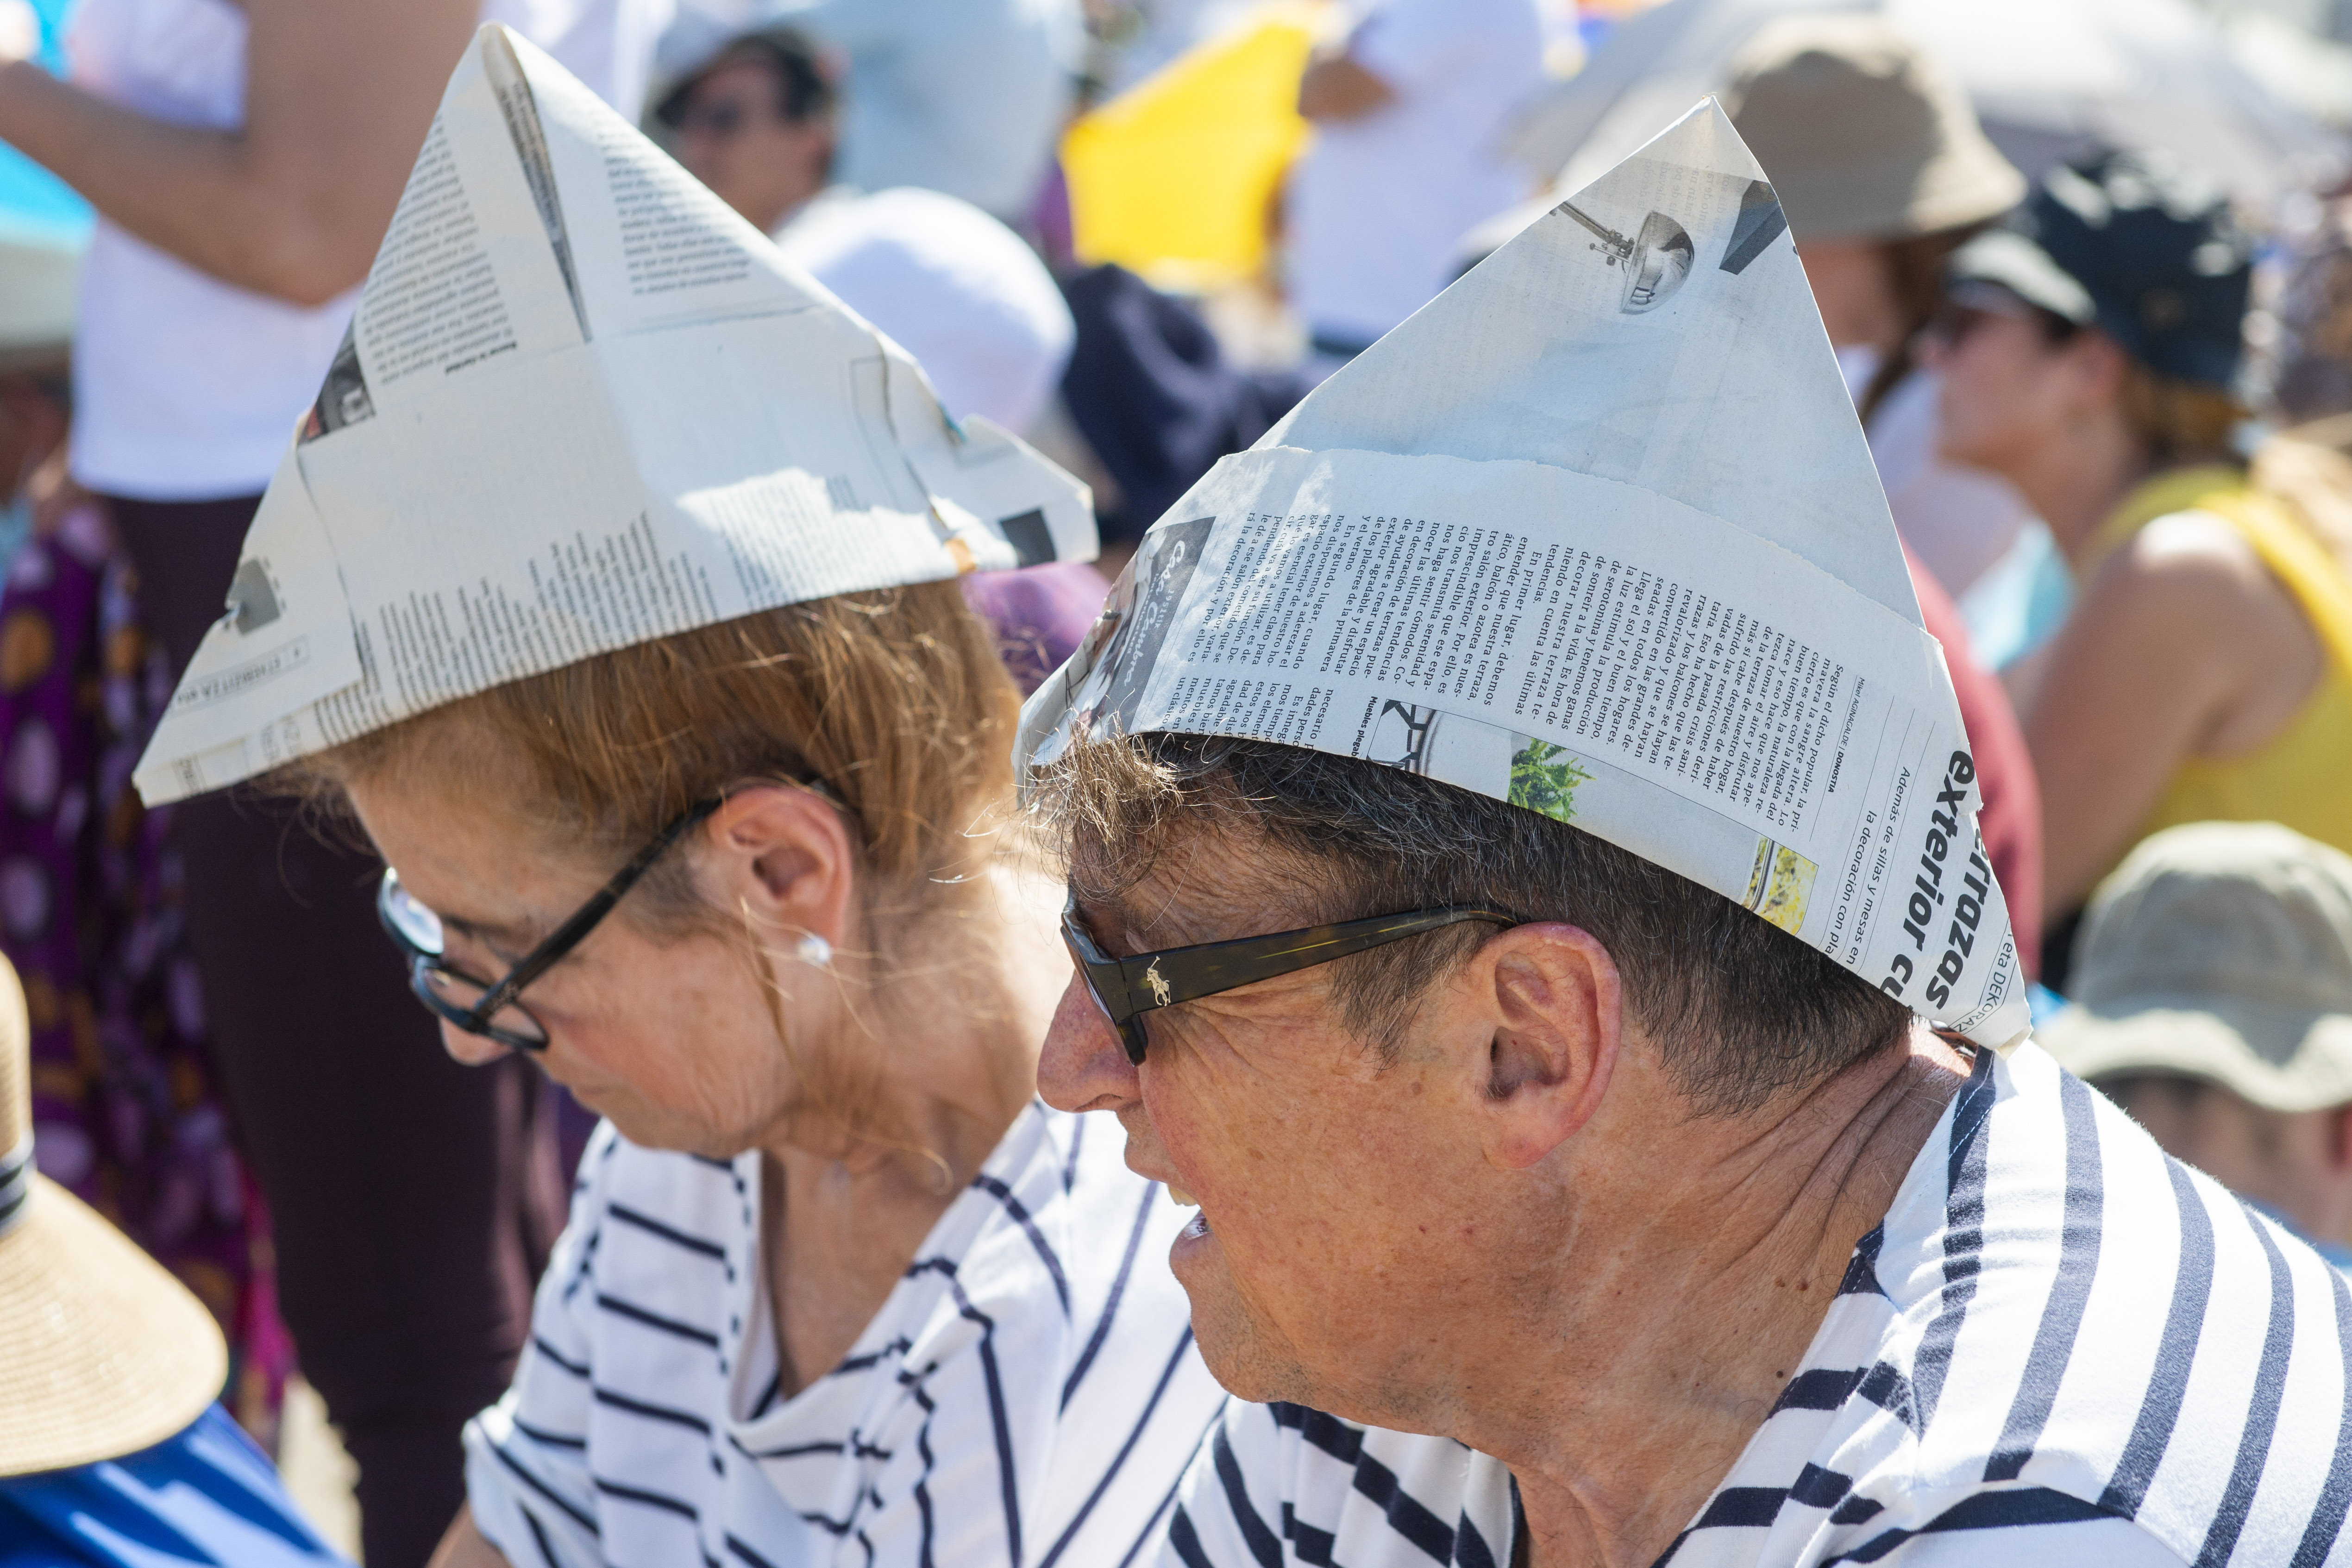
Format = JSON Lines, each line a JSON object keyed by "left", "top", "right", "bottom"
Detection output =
{"left": 1173, "top": 1240, "right": 1316, "bottom": 1408}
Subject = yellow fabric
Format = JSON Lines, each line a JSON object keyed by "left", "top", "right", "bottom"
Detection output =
{"left": 1060, "top": 5, "right": 1323, "bottom": 293}
{"left": 2089, "top": 466, "right": 2352, "bottom": 859}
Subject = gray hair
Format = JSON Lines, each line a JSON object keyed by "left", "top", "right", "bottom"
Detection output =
{"left": 1039, "top": 732, "right": 1913, "bottom": 1116}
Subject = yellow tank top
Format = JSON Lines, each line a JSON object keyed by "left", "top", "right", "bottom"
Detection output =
{"left": 2089, "top": 465, "right": 2352, "bottom": 859}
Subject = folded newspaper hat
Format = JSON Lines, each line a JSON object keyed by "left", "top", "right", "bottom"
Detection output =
{"left": 133, "top": 24, "right": 1094, "bottom": 807}
{"left": 1020, "top": 101, "right": 2029, "bottom": 1051}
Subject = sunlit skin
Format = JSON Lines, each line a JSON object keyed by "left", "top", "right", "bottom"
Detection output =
{"left": 1038, "top": 831, "right": 1973, "bottom": 1568}
{"left": 1296, "top": 50, "right": 1396, "bottom": 123}
{"left": 1796, "top": 240, "right": 1904, "bottom": 356}
{"left": 0, "top": 0, "right": 483, "bottom": 306}
{"left": 1929, "top": 302, "right": 2328, "bottom": 910}
{"left": 671, "top": 56, "right": 834, "bottom": 235}
{"left": 349, "top": 756, "right": 1062, "bottom": 1568}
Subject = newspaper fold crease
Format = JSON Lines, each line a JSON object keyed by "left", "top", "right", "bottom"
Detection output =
{"left": 134, "top": 23, "right": 1095, "bottom": 807}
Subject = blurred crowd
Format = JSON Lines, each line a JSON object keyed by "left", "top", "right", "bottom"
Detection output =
{"left": 1, "top": 0, "right": 2351, "bottom": 1563}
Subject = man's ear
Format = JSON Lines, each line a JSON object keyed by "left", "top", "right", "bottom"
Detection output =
{"left": 698, "top": 785, "right": 858, "bottom": 948}
{"left": 1472, "top": 923, "right": 1621, "bottom": 1171}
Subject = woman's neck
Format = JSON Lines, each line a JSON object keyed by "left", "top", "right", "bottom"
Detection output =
{"left": 2005, "top": 408, "right": 2158, "bottom": 568}
{"left": 756, "top": 860, "right": 1064, "bottom": 1394}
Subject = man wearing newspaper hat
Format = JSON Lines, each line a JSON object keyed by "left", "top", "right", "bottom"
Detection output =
{"left": 1030, "top": 105, "right": 2352, "bottom": 1568}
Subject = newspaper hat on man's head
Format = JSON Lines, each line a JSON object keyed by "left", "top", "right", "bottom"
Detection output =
{"left": 1021, "top": 102, "right": 2030, "bottom": 1051}
{"left": 132, "top": 25, "right": 1093, "bottom": 807}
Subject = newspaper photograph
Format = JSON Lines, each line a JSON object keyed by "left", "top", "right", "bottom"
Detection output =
{"left": 1023, "top": 102, "right": 2028, "bottom": 1050}
{"left": 134, "top": 24, "right": 1095, "bottom": 808}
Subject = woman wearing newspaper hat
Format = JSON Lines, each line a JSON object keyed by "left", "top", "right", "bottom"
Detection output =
{"left": 0, "top": 3, "right": 668, "bottom": 1560}
{"left": 125, "top": 31, "right": 1219, "bottom": 1568}
{"left": 1929, "top": 150, "right": 2352, "bottom": 974}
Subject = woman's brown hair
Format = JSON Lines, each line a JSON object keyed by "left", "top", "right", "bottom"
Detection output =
{"left": 1855, "top": 226, "right": 1982, "bottom": 427}
{"left": 299, "top": 580, "right": 1023, "bottom": 1136}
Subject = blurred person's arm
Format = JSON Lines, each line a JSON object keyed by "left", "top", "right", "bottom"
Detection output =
{"left": 426, "top": 1506, "right": 510, "bottom": 1568}
{"left": 1297, "top": 50, "right": 1395, "bottom": 121}
{"left": 2026, "top": 512, "right": 2327, "bottom": 912}
{"left": 0, "top": 0, "right": 477, "bottom": 306}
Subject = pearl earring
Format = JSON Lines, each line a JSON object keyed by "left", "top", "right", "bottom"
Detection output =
{"left": 796, "top": 933, "right": 832, "bottom": 968}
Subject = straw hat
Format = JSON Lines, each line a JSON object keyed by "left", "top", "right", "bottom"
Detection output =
{"left": 0, "top": 953, "right": 226, "bottom": 1478}
{"left": 1723, "top": 14, "right": 2023, "bottom": 245}
{"left": 2039, "top": 823, "right": 2352, "bottom": 1112}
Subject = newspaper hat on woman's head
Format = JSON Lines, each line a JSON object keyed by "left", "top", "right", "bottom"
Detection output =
{"left": 1021, "top": 101, "right": 2031, "bottom": 1051}
{"left": 132, "top": 24, "right": 1094, "bottom": 808}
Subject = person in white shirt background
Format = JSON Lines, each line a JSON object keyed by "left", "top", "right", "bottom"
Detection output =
{"left": 661, "top": 0, "right": 1080, "bottom": 229}
{"left": 0, "top": 4, "right": 669, "bottom": 1562}
{"left": 1286, "top": 0, "right": 1545, "bottom": 369}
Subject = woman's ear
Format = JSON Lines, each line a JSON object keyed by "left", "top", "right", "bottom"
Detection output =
{"left": 700, "top": 785, "right": 858, "bottom": 947}
{"left": 1474, "top": 923, "right": 1622, "bottom": 1171}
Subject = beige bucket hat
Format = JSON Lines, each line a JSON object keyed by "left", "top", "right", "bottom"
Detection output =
{"left": 2039, "top": 822, "right": 2352, "bottom": 1113}
{"left": 0, "top": 953, "right": 226, "bottom": 1478}
{"left": 1723, "top": 14, "right": 2024, "bottom": 245}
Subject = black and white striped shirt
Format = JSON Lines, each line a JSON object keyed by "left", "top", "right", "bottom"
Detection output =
{"left": 1165, "top": 1041, "right": 2352, "bottom": 1566}
{"left": 464, "top": 1100, "right": 1228, "bottom": 1567}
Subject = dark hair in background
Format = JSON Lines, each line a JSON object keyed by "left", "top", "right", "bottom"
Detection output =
{"left": 1044, "top": 733, "right": 1914, "bottom": 1116}
{"left": 654, "top": 26, "right": 836, "bottom": 130}
{"left": 1855, "top": 226, "right": 1985, "bottom": 427}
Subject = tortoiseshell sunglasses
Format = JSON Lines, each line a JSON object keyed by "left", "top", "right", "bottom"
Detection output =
{"left": 1060, "top": 891, "right": 1522, "bottom": 1064}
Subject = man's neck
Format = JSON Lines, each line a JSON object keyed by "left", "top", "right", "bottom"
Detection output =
{"left": 1473, "top": 1030, "right": 1975, "bottom": 1568}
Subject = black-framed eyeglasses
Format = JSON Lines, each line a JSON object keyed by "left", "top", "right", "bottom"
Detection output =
{"left": 1060, "top": 891, "right": 1523, "bottom": 1065}
{"left": 376, "top": 799, "right": 724, "bottom": 1052}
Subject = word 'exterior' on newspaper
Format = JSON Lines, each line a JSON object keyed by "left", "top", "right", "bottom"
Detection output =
{"left": 1022, "top": 101, "right": 2029, "bottom": 1051}
{"left": 134, "top": 24, "right": 1094, "bottom": 808}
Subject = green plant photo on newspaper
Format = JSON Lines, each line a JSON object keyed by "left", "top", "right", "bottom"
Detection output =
{"left": 1509, "top": 738, "right": 1593, "bottom": 822}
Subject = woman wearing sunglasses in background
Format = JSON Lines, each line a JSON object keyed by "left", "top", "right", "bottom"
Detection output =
{"left": 1931, "top": 149, "right": 2352, "bottom": 985}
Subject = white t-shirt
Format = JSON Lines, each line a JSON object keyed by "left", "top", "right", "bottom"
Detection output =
{"left": 465, "top": 1101, "right": 1228, "bottom": 1567}
{"left": 1836, "top": 346, "right": 2032, "bottom": 601}
{"left": 776, "top": 186, "right": 1073, "bottom": 435}
{"left": 1164, "top": 1041, "right": 2352, "bottom": 1566}
{"left": 1285, "top": 0, "right": 1543, "bottom": 347}
{"left": 65, "top": 0, "right": 673, "bottom": 500}
{"left": 771, "top": 0, "right": 1079, "bottom": 222}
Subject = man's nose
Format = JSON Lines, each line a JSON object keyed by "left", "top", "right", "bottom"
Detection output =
{"left": 1037, "top": 974, "right": 1142, "bottom": 1114}
{"left": 441, "top": 1020, "right": 514, "bottom": 1068}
